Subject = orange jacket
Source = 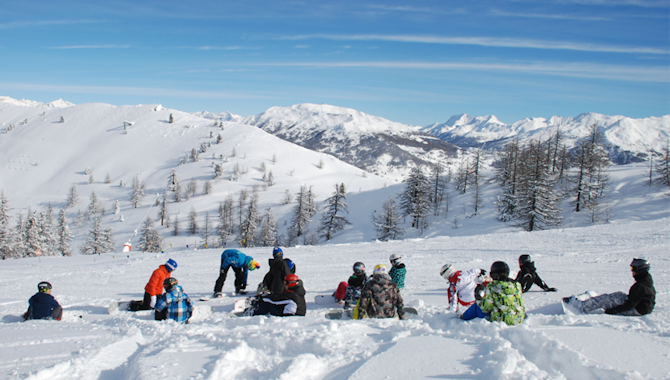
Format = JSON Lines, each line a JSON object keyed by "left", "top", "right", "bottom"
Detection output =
{"left": 145, "top": 265, "right": 170, "bottom": 296}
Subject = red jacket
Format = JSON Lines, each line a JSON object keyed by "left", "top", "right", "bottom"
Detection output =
{"left": 145, "top": 265, "right": 170, "bottom": 296}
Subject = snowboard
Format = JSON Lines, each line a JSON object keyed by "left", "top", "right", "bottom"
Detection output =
{"left": 325, "top": 307, "right": 419, "bottom": 320}
{"left": 314, "top": 294, "right": 343, "bottom": 306}
{"left": 108, "top": 301, "right": 134, "bottom": 314}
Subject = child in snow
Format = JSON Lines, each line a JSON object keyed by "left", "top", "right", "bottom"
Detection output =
{"left": 260, "top": 247, "right": 292, "bottom": 295}
{"left": 388, "top": 253, "right": 406, "bottom": 290}
{"left": 155, "top": 277, "right": 194, "bottom": 323}
{"left": 355, "top": 264, "right": 405, "bottom": 319}
{"left": 213, "top": 249, "right": 260, "bottom": 297}
{"left": 253, "top": 274, "right": 306, "bottom": 316}
{"left": 440, "top": 264, "right": 490, "bottom": 315}
{"left": 515, "top": 254, "right": 556, "bottom": 293}
{"left": 462, "top": 261, "right": 525, "bottom": 326}
{"left": 343, "top": 262, "right": 368, "bottom": 309}
{"left": 130, "top": 259, "right": 178, "bottom": 311}
{"left": 563, "top": 258, "right": 655, "bottom": 316}
{"left": 23, "top": 281, "right": 62, "bottom": 321}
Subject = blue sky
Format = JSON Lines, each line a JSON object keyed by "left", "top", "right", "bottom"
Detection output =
{"left": 1, "top": 0, "right": 668, "bottom": 125}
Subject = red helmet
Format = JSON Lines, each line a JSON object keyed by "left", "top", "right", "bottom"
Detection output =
{"left": 284, "top": 274, "right": 299, "bottom": 288}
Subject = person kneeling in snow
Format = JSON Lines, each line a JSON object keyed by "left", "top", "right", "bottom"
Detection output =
{"left": 130, "top": 259, "right": 177, "bottom": 311}
{"left": 342, "top": 262, "right": 368, "bottom": 310}
{"left": 563, "top": 258, "right": 655, "bottom": 316}
{"left": 155, "top": 277, "right": 194, "bottom": 323}
{"left": 355, "top": 264, "right": 405, "bottom": 319}
{"left": 440, "top": 264, "right": 490, "bottom": 316}
{"left": 462, "top": 261, "right": 525, "bottom": 326}
{"left": 388, "top": 253, "right": 406, "bottom": 290}
{"left": 253, "top": 274, "right": 306, "bottom": 316}
{"left": 515, "top": 254, "right": 556, "bottom": 293}
{"left": 23, "top": 281, "right": 62, "bottom": 321}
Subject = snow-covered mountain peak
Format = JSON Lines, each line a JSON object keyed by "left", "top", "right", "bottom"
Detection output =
{"left": 0, "top": 96, "right": 74, "bottom": 108}
{"left": 192, "top": 110, "right": 243, "bottom": 123}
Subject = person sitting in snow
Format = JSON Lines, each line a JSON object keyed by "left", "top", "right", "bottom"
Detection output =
{"left": 213, "top": 249, "right": 260, "bottom": 297}
{"left": 440, "top": 264, "right": 490, "bottom": 316}
{"left": 563, "top": 258, "right": 655, "bottom": 316}
{"left": 253, "top": 274, "right": 306, "bottom": 317}
{"left": 23, "top": 281, "right": 62, "bottom": 321}
{"left": 355, "top": 264, "right": 405, "bottom": 319}
{"left": 260, "top": 247, "right": 292, "bottom": 295}
{"left": 388, "top": 253, "right": 406, "bottom": 290}
{"left": 339, "top": 261, "right": 368, "bottom": 309}
{"left": 514, "top": 254, "right": 556, "bottom": 293}
{"left": 461, "top": 261, "right": 525, "bottom": 326}
{"left": 130, "top": 259, "right": 177, "bottom": 311}
{"left": 155, "top": 277, "right": 194, "bottom": 323}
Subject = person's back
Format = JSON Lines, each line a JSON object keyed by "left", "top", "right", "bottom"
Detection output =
{"left": 605, "top": 260, "right": 655, "bottom": 315}
{"left": 25, "top": 281, "right": 62, "bottom": 321}
{"left": 263, "top": 255, "right": 290, "bottom": 294}
{"left": 479, "top": 278, "right": 525, "bottom": 326}
{"left": 358, "top": 264, "right": 405, "bottom": 319}
{"left": 514, "top": 255, "right": 555, "bottom": 293}
{"left": 388, "top": 253, "right": 406, "bottom": 290}
{"left": 155, "top": 279, "right": 193, "bottom": 323}
{"left": 255, "top": 274, "right": 306, "bottom": 316}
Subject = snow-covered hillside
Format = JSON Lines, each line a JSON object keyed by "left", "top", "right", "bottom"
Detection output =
{"left": 423, "top": 112, "right": 670, "bottom": 164}
{"left": 242, "top": 103, "right": 459, "bottom": 179}
{"left": 0, "top": 218, "right": 668, "bottom": 379}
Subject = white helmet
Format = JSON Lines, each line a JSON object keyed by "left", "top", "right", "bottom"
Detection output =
{"left": 389, "top": 253, "right": 402, "bottom": 265}
{"left": 440, "top": 264, "right": 456, "bottom": 280}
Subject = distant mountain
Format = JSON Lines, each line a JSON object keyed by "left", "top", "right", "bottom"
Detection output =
{"left": 191, "top": 110, "right": 243, "bottom": 123}
{"left": 0, "top": 96, "right": 74, "bottom": 108}
{"left": 423, "top": 112, "right": 670, "bottom": 164}
{"left": 242, "top": 103, "right": 459, "bottom": 178}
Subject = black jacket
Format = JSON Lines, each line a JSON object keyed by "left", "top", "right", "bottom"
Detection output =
{"left": 256, "top": 280, "right": 306, "bottom": 316}
{"left": 263, "top": 258, "right": 291, "bottom": 294}
{"left": 607, "top": 271, "right": 655, "bottom": 315}
{"left": 514, "top": 262, "right": 550, "bottom": 292}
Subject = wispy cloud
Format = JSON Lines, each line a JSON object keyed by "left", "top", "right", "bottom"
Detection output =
{"left": 174, "top": 46, "right": 261, "bottom": 51}
{"left": 0, "top": 19, "right": 103, "bottom": 29}
{"left": 490, "top": 9, "right": 610, "bottom": 21}
{"left": 278, "top": 34, "right": 667, "bottom": 55}
{"left": 556, "top": 0, "right": 668, "bottom": 8}
{"left": 256, "top": 60, "right": 668, "bottom": 83}
{"left": 366, "top": 4, "right": 467, "bottom": 15}
{"left": 51, "top": 45, "right": 130, "bottom": 49}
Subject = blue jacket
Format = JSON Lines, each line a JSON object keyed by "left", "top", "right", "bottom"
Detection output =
{"left": 155, "top": 285, "right": 194, "bottom": 323}
{"left": 27, "top": 292, "right": 62, "bottom": 320}
{"left": 221, "top": 249, "right": 251, "bottom": 284}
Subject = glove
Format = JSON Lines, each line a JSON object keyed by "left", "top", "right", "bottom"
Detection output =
{"left": 545, "top": 287, "right": 557, "bottom": 292}
{"left": 604, "top": 309, "right": 616, "bottom": 315}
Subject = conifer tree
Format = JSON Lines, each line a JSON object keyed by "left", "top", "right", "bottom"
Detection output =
{"left": 237, "top": 189, "right": 248, "bottom": 228}
{"left": 24, "top": 210, "right": 42, "bottom": 257}
{"left": 39, "top": 204, "right": 57, "bottom": 256}
{"left": 430, "top": 163, "right": 446, "bottom": 216}
{"left": 0, "top": 190, "right": 14, "bottom": 259}
{"left": 289, "top": 185, "right": 317, "bottom": 240}
{"left": 655, "top": 139, "right": 670, "bottom": 187}
{"left": 139, "top": 216, "right": 163, "bottom": 252}
{"left": 173, "top": 216, "right": 180, "bottom": 236}
{"left": 113, "top": 200, "right": 121, "bottom": 215}
{"left": 157, "top": 194, "right": 169, "bottom": 226}
{"left": 131, "top": 175, "right": 143, "bottom": 208}
{"left": 188, "top": 207, "right": 198, "bottom": 235}
{"left": 166, "top": 169, "right": 182, "bottom": 202}
{"left": 56, "top": 209, "right": 73, "bottom": 256}
{"left": 14, "top": 211, "right": 26, "bottom": 258}
{"left": 258, "top": 207, "right": 278, "bottom": 247}
{"left": 470, "top": 149, "right": 485, "bottom": 215}
{"left": 571, "top": 124, "right": 610, "bottom": 212}
{"left": 80, "top": 218, "right": 115, "bottom": 255}
{"left": 66, "top": 185, "right": 79, "bottom": 208}
{"left": 204, "top": 180, "right": 213, "bottom": 195}
{"left": 318, "top": 183, "right": 350, "bottom": 241}
{"left": 494, "top": 140, "right": 520, "bottom": 222}
{"left": 201, "top": 212, "right": 212, "bottom": 247}
{"left": 217, "top": 195, "right": 235, "bottom": 247}
{"left": 87, "top": 191, "right": 102, "bottom": 220}
{"left": 399, "top": 167, "right": 432, "bottom": 231}
{"left": 372, "top": 196, "right": 405, "bottom": 241}
{"left": 455, "top": 159, "right": 471, "bottom": 194}
{"left": 238, "top": 191, "right": 260, "bottom": 247}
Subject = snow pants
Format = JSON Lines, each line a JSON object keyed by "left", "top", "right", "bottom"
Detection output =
{"left": 579, "top": 292, "right": 640, "bottom": 315}
{"left": 214, "top": 265, "right": 245, "bottom": 293}
{"left": 461, "top": 303, "right": 490, "bottom": 321}
{"left": 129, "top": 292, "right": 154, "bottom": 311}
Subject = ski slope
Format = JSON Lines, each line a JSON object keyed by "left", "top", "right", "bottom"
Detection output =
{"left": 1, "top": 217, "right": 668, "bottom": 379}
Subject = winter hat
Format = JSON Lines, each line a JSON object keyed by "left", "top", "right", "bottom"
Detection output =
{"left": 373, "top": 264, "right": 387, "bottom": 275}
{"left": 38, "top": 281, "right": 52, "bottom": 293}
{"left": 273, "top": 246, "right": 283, "bottom": 258}
{"left": 247, "top": 259, "right": 260, "bottom": 271}
{"left": 165, "top": 259, "right": 178, "bottom": 272}
{"left": 440, "top": 264, "right": 456, "bottom": 280}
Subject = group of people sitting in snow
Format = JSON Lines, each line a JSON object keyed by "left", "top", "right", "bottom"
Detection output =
{"left": 24, "top": 246, "right": 655, "bottom": 326}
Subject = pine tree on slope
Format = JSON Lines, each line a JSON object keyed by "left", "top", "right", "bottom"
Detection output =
{"left": 372, "top": 196, "right": 405, "bottom": 242}
{"left": 318, "top": 183, "right": 351, "bottom": 241}
{"left": 139, "top": 216, "right": 163, "bottom": 252}
{"left": 258, "top": 207, "right": 278, "bottom": 247}
{"left": 0, "top": 191, "right": 15, "bottom": 259}
{"left": 399, "top": 167, "right": 432, "bottom": 231}
{"left": 238, "top": 191, "right": 260, "bottom": 247}
{"left": 56, "top": 209, "right": 73, "bottom": 256}
{"left": 80, "top": 218, "right": 115, "bottom": 255}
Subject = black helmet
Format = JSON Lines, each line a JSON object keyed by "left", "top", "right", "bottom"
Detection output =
{"left": 490, "top": 261, "right": 510, "bottom": 280}
{"left": 630, "top": 258, "right": 650, "bottom": 273}
{"left": 163, "top": 277, "right": 178, "bottom": 290}
{"left": 519, "top": 255, "right": 531, "bottom": 264}
{"left": 38, "top": 281, "right": 52, "bottom": 293}
{"left": 353, "top": 262, "right": 365, "bottom": 275}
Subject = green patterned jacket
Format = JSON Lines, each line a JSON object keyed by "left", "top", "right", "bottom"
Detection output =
{"left": 477, "top": 279, "right": 525, "bottom": 326}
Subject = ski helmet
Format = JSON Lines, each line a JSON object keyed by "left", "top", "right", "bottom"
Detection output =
{"left": 353, "top": 262, "right": 366, "bottom": 275}
{"left": 163, "top": 277, "right": 178, "bottom": 290}
{"left": 284, "top": 274, "right": 299, "bottom": 288}
{"left": 490, "top": 261, "right": 510, "bottom": 280}
{"left": 37, "top": 281, "right": 52, "bottom": 293}
{"left": 519, "top": 255, "right": 531, "bottom": 264}
{"left": 373, "top": 264, "right": 387, "bottom": 275}
{"left": 389, "top": 253, "right": 402, "bottom": 265}
{"left": 440, "top": 264, "right": 456, "bottom": 280}
{"left": 286, "top": 259, "right": 295, "bottom": 273}
{"left": 630, "top": 258, "right": 650, "bottom": 273}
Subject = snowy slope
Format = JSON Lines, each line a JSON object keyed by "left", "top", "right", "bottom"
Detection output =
{"left": 423, "top": 112, "right": 670, "bottom": 164}
{"left": 0, "top": 218, "right": 668, "bottom": 379}
{"left": 242, "top": 103, "right": 460, "bottom": 179}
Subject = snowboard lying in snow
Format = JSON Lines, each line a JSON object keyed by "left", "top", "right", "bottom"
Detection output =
{"left": 325, "top": 307, "right": 419, "bottom": 320}
{"left": 314, "top": 295, "right": 343, "bottom": 306}
{"left": 108, "top": 301, "right": 214, "bottom": 322}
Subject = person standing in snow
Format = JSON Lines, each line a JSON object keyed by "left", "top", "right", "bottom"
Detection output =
{"left": 260, "top": 246, "right": 292, "bottom": 295}
{"left": 515, "top": 254, "right": 556, "bottom": 293}
{"left": 155, "top": 277, "right": 194, "bottom": 323}
{"left": 253, "top": 274, "right": 307, "bottom": 317}
{"left": 23, "top": 281, "right": 62, "bottom": 321}
{"left": 355, "top": 264, "right": 405, "bottom": 319}
{"left": 213, "top": 249, "right": 260, "bottom": 297}
{"left": 563, "top": 258, "right": 655, "bottom": 316}
{"left": 130, "top": 259, "right": 178, "bottom": 311}
{"left": 388, "top": 253, "right": 406, "bottom": 290}
{"left": 342, "top": 261, "right": 368, "bottom": 309}
{"left": 462, "top": 261, "right": 525, "bottom": 326}
{"left": 440, "top": 264, "right": 490, "bottom": 315}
